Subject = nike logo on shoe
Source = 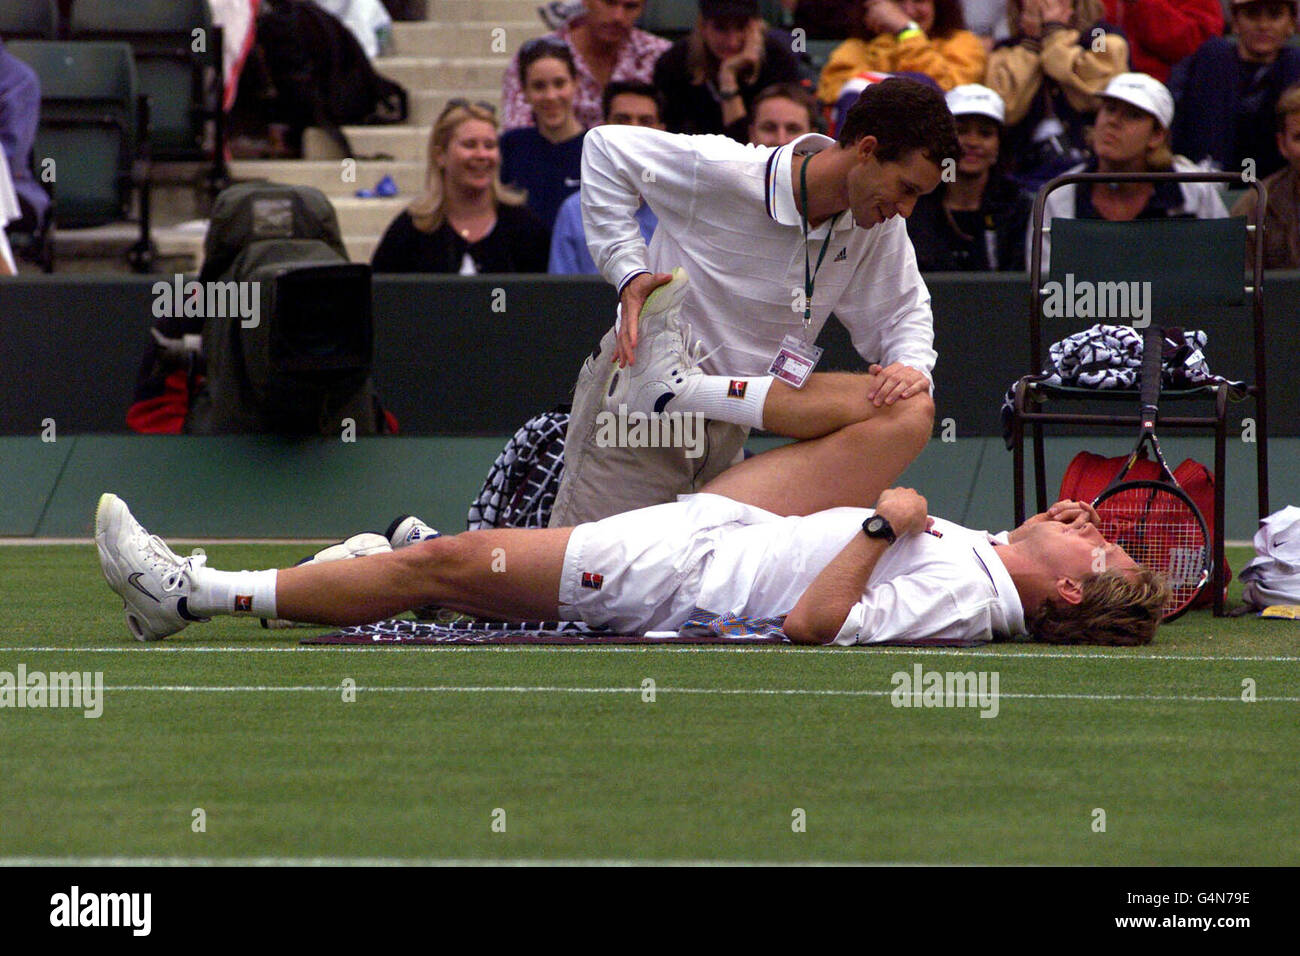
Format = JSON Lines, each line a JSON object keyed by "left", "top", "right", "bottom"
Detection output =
{"left": 128, "top": 572, "right": 159, "bottom": 603}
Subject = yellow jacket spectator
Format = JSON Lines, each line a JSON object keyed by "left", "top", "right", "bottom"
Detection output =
{"left": 818, "top": 0, "right": 988, "bottom": 100}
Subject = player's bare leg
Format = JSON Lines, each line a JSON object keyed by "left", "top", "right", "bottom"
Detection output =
{"left": 702, "top": 372, "right": 934, "bottom": 515}
{"left": 275, "top": 528, "right": 575, "bottom": 625}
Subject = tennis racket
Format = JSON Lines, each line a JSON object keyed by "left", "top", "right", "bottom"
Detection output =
{"left": 1090, "top": 325, "right": 1211, "bottom": 621}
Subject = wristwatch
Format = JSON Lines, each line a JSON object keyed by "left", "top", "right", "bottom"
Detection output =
{"left": 862, "top": 514, "right": 897, "bottom": 544}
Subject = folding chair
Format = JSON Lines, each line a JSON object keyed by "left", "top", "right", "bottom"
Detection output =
{"left": 1007, "top": 170, "right": 1270, "bottom": 616}
{"left": 7, "top": 40, "right": 156, "bottom": 271}
{"left": 69, "top": 0, "right": 228, "bottom": 196}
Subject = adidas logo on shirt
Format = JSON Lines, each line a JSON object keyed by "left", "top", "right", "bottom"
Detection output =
{"left": 833, "top": 247, "right": 847, "bottom": 262}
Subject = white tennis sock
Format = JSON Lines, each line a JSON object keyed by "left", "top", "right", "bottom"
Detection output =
{"left": 671, "top": 374, "right": 772, "bottom": 429}
{"left": 189, "top": 567, "right": 278, "bottom": 618}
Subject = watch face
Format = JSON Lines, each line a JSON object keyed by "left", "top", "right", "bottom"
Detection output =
{"left": 867, "top": 517, "right": 885, "bottom": 533}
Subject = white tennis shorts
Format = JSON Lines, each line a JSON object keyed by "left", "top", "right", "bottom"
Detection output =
{"left": 557, "top": 493, "right": 764, "bottom": 633}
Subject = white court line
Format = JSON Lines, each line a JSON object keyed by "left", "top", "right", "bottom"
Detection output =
{"left": 86, "top": 685, "right": 1300, "bottom": 702}
{"left": 0, "top": 856, "right": 937, "bottom": 867}
{"left": 5, "top": 646, "right": 1299, "bottom": 662}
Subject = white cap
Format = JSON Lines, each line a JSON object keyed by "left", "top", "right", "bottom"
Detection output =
{"left": 945, "top": 84, "right": 1005, "bottom": 124}
{"left": 1099, "top": 72, "right": 1174, "bottom": 129}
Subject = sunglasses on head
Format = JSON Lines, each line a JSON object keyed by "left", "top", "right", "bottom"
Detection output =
{"left": 438, "top": 99, "right": 498, "bottom": 120}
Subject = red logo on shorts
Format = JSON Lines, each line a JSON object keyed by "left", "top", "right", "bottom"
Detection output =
{"left": 581, "top": 572, "right": 604, "bottom": 590}
{"left": 728, "top": 380, "right": 747, "bottom": 399}
{"left": 234, "top": 594, "right": 253, "bottom": 612}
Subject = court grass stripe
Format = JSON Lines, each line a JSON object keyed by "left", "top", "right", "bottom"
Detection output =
{"left": 76, "top": 684, "right": 1300, "bottom": 702}
{"left": 9, "top": 646, "right": 1300, "bottom": 662}
{"left": 0, "top": 856, "right": 935, "bottom": 867}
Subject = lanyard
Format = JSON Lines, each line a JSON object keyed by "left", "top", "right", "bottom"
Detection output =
{"left": 800, "top": 153, "right": 841, "bottom": 329}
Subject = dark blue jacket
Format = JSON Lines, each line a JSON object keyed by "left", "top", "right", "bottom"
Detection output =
{"left": 1170, "top": 37, "right": 1300, "bottom": 179}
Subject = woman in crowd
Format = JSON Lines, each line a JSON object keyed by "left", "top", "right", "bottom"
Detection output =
{"left": 817, "top": 0, "right": 987, "bottom": 101}
{"left": 985, "top": 0, "right": 1128, "bottom": 190}
{"left": 371, "top": 102, "right": 549, "bottom": 274}
{"left": 1037, "top": 72, "right": 1228, "bottom": 270}
{"left": 500, "top": 39, "right": 587, "bottom": 231}
{"left": 653, "top": 0, "right": 803, "bottom": 141}
{"left": 906, "top": 83, "right": 1033, "bottom": 270}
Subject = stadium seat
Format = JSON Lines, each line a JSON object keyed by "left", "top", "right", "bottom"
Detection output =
{"left": 6, "top": 40, "right": 155, "bottom": 271}
{"left": 68, "top": 0, "right": 227, "bottom": 191}
{"left": 4, "top": 153, "right": 56, "bottom": 273}
{"left": 0, "top": 0, "right": 57, "bottom": 40}
{"left": 1007, "top": 172, "right": 1270, "bottom": 616}
{"left": 639, "top": 0, "right": 698, "bottom": 38}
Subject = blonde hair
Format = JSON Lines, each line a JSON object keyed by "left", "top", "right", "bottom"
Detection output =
{"left": 687, "top": 15, "right": 766, "bottom": 87}
{"left": 1030, "top": 567, "right": 1170, "bottom": 646}
{"left": 1006, "top": 0, "right": 1106, "bottom": 35}
{"left": 407, "top": 104, "right": 525, "bottom": 234}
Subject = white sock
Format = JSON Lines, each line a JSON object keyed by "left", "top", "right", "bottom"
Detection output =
{"left": 670, "top": 374, "right": 771, "bottom": 429}
{"left": 189, "top": 567, "right": 278, "bottom": 618}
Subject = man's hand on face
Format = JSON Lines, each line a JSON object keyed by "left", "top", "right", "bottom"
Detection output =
{"left": 614, "top": 271, "right": 675, "bottom": 367}
{"left": 874, "top": 487, "right": 933, "bottom": 537}
{"left": 867, "top": 362, "right": 929, "bottom": 406}
{"left": 1044, "top": 498, "right": 1101, "bottom": 529}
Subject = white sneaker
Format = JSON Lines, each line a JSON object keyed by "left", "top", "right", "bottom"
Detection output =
{"left": 386, "top": 515, "right": 440, "bottom": 549}
{"left": 95, "top": 493, "right": 209, "bottom": 641}
{"left": 604, "top": 267, "right": 712, "bottom": 415}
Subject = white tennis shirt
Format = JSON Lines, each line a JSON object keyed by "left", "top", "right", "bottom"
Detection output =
{"left": 693, "top": 505, "right": 1026, "bottom": 646}
{"left": 580, "top": 126, "right": 938, "bottom": 383}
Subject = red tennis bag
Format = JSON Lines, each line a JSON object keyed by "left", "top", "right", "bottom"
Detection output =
{"left": 1059, "top": 451, "right": 1230, "bottom": 607}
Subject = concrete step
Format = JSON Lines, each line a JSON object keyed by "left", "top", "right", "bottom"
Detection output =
{"left": 330, "top": 197, "right": 410, "bottom": 236}
{"left": 228, "top": 159, "right": 426, "bottom": 197}
{"left": 307, "top": 126, "right": 431, "bottom": 162}
{"left": 344, "top": 235, "right": 380, "bottom": 264}
{"left": 376, "top": 55, "right": 512, "bottom": 91}
{"left": 410, "top": 88, "right": 502, "bottom": 124}
{"left": 51, "top": 221, "right": 206, "bottom": 274}
{"left": 389, "top": 19, "right": 545, "bottom": 55}
{"left": 425, "top": 0, "right": 547, "bottom": 21}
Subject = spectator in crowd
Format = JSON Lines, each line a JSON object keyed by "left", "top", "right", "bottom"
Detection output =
{"left": 1037, "top": 72, "right": 1228, "bottom": 270}
{"left": 1097, "top": 0, "right": 1223, "bottom": 82}
{"left": 549, "top": 81, "right": 664, "bottom": 274}
{"left": 1170, "top": 0, "right": 1300, "bottom": 179}
{"left": 0, "top": 38, "right": 48, "bottom": 266}
{"left": 0, "top": 149, "right": 16, "bottom": 275}
{"left": 818, "top": 0, "right": 988, "bottom": 101}
{"left": 502, "top": 0, "right": 671, "bottom": 131}
{"left": 371, "top": 102, "right": 550, "bottom": 273}
{"left": 653, "top": 0, "right": 803, "bottom": 141}
{"left": 501, "top": 39, "right": 587, "bottom": 231}
{"left": 986, "top": 0, "right": 1129, "bottom": 191}
{"left": 748, "top": 81, "right": 821, "bottom": 145}
{"left": 906, "top": 83, "right": 1033, "bottom": 269}
{"left": 1231, "top": 81, "right": 1300, "bottom": 267}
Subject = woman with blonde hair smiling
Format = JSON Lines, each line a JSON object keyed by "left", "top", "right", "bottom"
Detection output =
{"left": 371, "top": 101, "right": 550, "bottom": 274}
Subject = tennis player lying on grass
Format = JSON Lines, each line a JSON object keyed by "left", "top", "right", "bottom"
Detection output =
{"left": 95, "top": 481, "right": 1168, "bottom": 647}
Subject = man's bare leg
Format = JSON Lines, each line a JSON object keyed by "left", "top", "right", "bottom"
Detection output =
{"left": 274, "top": 528, "right": 574, "bottom": 625}
{"left": 702, "top": 372, "right": 934, "bottom": 515}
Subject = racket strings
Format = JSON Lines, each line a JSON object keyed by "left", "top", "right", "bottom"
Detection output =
{"left": 1095, "top": 485, "right": 1209, "bottom": 617}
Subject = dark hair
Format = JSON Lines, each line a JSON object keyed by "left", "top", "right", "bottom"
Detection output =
{"left": 518, "top": 36, "right": 577, "bottom": 85}
{"left": 751, "top": 82, "right": 822, "bottom": 133}
{"left": 1277, "top": 80, "right": 1300, "bottom": 131}
{"left": 601, "top": 80, "right": 666, "bottom": 123}
{"left": 837, "top": 77, "right": 959, "bottom": 165}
